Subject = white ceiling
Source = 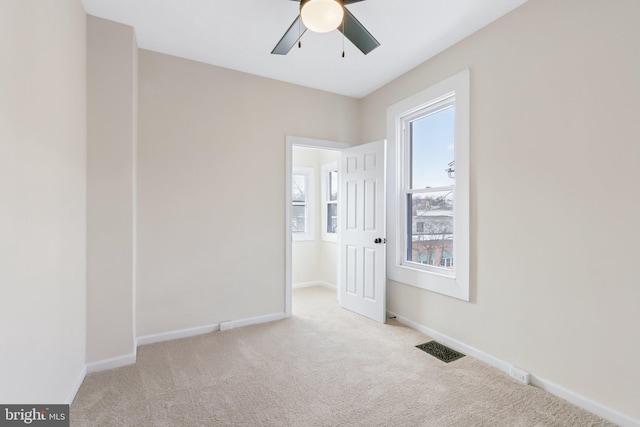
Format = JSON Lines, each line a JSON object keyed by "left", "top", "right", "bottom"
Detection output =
{"left": 81, "top": 0, "right": 528, "bottom": 98}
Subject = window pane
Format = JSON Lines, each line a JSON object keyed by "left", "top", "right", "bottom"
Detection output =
{"left": 410, "top": 106, "right": 455, "bottom": 189}
{"left": 327, "top": 203, "right": 337, "bottom": 233}
{"left": 329, "top": 171, "right": 338, "bottom": 201}
{"left": 292, "top": 204, "right": 306, "bottom": 233}
{"left": 292, "top": 174, "right": 306, "bottom": 202}
{"left": 407, "top": 190, "right": 454, "bottom": 270}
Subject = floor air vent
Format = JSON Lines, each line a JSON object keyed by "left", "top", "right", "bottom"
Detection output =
{"left": 416, "top": 341, "right": 465, "bottom": 363}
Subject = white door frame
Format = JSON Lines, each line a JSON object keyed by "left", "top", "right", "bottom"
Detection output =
{"left": 285, "top": 135, "right": 349, "bottom": 317}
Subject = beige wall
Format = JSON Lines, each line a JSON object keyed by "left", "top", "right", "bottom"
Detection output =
{"left": 0, "top": 0, "right": 87, "bottom": 402}
{"left": 361, "top": 0, "right": 640, "bottom": 419}
{"left": 318, "top": 241, "right": 337, "bottom": 288}
{"left": 137, "top": 50, "right": 359, "bottom": 336}
{"left": 86, "top": 16, "right": 138, "bottom": 364}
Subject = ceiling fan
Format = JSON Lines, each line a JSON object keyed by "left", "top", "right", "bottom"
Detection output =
{"left": 271, "top": 0, "right": 380, "bottom": 56}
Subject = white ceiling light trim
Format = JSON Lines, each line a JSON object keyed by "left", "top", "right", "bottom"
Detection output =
{"left": 300, "top": 0, "right": 344, "bottom": 33}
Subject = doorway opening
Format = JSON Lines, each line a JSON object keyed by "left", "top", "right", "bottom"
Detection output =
{"left": 285, "top": 136, "right": 348, "bottom": 317}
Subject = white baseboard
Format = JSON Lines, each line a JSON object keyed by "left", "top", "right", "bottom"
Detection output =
{"left": 293, "top": 281, "right": 336, "bottom": 290}
{"left": 388, "top": 311, "right": 509, "bottom": 372}
{"left": 530, "top": 376, "right": 639, "bottom": 427}
{"left": 86, "top": 352, "right": 137, "bottom": 374}
{"left": 137, "top": 312, "right": 287, "bottom": 344}
{"left": 318, "top": 281, "right": 337, "bottom": 290}
{"left": 387, "top": 311, "right": 639, "bottom": 427}
{"left": 220, "top": 312, "right": 286, "bottom": 331}
{"left": 65, "top": 366, "right": 87, "bottom": 404}
{"left": 293, "top": 281, "right": 321, "bottom": 289}
{"left": 137, "top": 323, "right": 221, "bottom": 346}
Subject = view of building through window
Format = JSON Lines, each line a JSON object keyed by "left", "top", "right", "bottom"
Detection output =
{"left": 409, "top": 190, "right": 454, "bottom": 268}
{"left": 407, "top": 104, "right": 455, "bottom": 270}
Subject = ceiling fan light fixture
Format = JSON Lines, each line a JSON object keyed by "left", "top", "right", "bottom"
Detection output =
{"left": 300, "top": 0, "right": 344, "bottom": 33}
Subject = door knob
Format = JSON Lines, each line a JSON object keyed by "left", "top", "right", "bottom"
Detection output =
{"left": 374, "top": 238, "right": 382, "bottom": 244}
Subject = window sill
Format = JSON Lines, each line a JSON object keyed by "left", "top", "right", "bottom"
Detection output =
{"left": 401, "top": 261, "right": 455, "bottom": 279}
{"left": 388, "top": 263, "right": 469, "bottom": 301}
{"left": 292, "top": 234, "right": 314, "bottom": 242}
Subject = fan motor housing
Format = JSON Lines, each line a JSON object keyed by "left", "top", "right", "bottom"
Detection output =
{"left": 300, "top": 0, "right": 345, "bottom": 10}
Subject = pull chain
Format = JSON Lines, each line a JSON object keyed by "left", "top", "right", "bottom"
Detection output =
{"left": 298, "top": 17, "right": 302, "bottom": 48}
{"left": 341, "top": 19, "right": 345, "bottom": 57}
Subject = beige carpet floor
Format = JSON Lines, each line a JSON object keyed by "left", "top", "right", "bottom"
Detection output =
{"left": 71, "top": 286, "right": 614, "bottom": 426}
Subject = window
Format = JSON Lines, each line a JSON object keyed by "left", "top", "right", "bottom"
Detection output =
{"left": 322, "top": 163, "right": 338, "bottom": 241}
{"left": 292, "top": 167, "right": 314, "bottom": 241}
{"left": 404, "top": 99, "right": 455, "bottom": 274}
{"left": 440, "top": 256, "right": 454, "bottom": 268}
{"left": 386, "top": 70, "right": 470, "bottom": 300}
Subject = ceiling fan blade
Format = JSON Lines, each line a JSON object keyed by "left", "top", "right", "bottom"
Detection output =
{"left": 272, "top": 15, "right": 307, "bottom": 55}
{"left": 338, "top": 7, "right": 380, "bottom": 55}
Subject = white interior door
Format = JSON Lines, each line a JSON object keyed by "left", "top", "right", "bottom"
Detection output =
{"left": 338, "top": 140, "right": 386, "bottom": 323}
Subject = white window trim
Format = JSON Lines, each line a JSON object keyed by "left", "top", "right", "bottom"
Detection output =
{"left": 386, "top": 69, "right": 470, "bottom": 301}
{"left": 321, "top": 162, "right": 338, "bottom": 242}
{"left": 292, "top": 167, "right": 315, "bottom": 241}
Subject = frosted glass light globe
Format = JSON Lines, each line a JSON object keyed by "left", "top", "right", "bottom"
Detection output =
{"left": 301, "top": 0, "right": 344, "bottom": 33}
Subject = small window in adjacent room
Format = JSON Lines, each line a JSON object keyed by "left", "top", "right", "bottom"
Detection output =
{"left": 386, "top": 69, "right": 470, "bottom": 301}
{"left": 292, "top": 167, "right": 314, "bottom": 241}
{"left": 322, "top": 163, "right": 338, "bottom": 241}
